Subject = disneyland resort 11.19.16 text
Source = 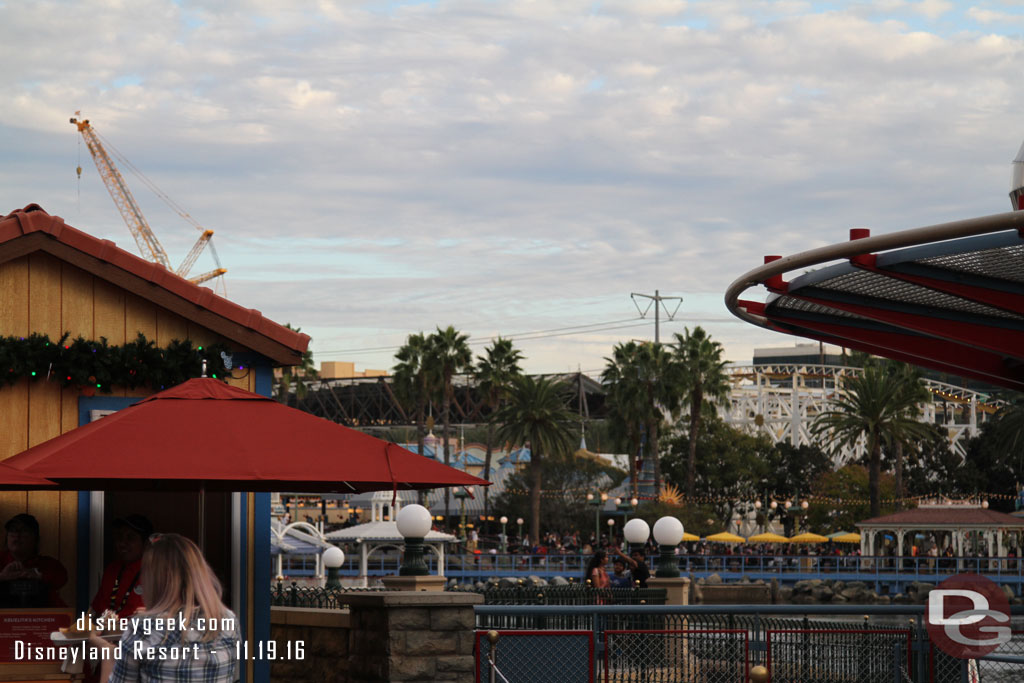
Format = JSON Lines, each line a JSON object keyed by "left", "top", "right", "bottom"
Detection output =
{"left": 13, "top": 613, "right": 240, "bottom": 664}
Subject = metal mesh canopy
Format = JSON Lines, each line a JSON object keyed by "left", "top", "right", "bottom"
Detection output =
{"left": 726, "top": 211, "right": 1024, "bottom": 391}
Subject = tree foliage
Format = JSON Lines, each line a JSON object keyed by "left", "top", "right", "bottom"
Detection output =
{"left": 671, "top": 327, "right": 730, "bottom": 498}
{"left": 490, "top": 450, "right": 626, "bottom": 543}
{"left": 662, "top": 416, "right": 831, "bottom": 529}
{"left": 276, "top": 323, "right": 318, "bottom": 403}
{"left": 806, "top": 464, "right": 898, "bottom": 533}
{"left": 811, "top": 361, "right": 932, "bottom": 517}
{"left": 425, "top": 325, "right": 473, "bottom": 516}
{"left": 494, "top": 375, "right": 577, "bottom": 543}
{"left": 475, "top": 338, "right": 524, "bottom": 515}
{"left": 602, "top": 341, "right": 677, "bottom": 497}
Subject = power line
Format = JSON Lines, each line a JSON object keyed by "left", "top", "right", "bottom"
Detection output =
{"left": 314, "top": 317, "right": 652, "bottom": 356}
{"left": 314, "top": 315, "right": 744, "bottom": 358}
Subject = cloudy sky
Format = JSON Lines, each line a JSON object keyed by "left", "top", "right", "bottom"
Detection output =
{"left": 3, "top": 0, "right": 1023, "bottom": 375}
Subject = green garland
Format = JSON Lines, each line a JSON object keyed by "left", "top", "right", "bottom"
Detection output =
{"left": 0, "top": 332, "right": 232, "bottom": 393}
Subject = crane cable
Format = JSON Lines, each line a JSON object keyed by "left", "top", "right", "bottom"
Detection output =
{"left": 82, "top": 126, "right": 225, "bottom": 292}
{"left": 93, "top": 129, "right": 206, "bottom": 233}
{"left": 76, "top": 132, "right": 82, "bottom": 214}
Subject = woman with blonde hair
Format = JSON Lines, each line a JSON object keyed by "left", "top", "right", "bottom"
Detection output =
{"left": 89, "top": 533, "right": 239, "bottom": 682}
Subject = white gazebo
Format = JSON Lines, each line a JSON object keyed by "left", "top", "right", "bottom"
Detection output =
{"left": 325, "top": 491, "right": 456, "bottom": 587}
{"left": 271, "top": 519, "right": 333, "bottom": 579}
{"left": 857, "top": 497, "right": 1024, "bottom": 562}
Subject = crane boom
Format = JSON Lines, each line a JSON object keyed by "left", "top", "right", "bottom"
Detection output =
{"left": 177, "top": 229, "right": 214, "bottom": 277}
{"left": 71, "top": 117, "right": 172, "bottom": 268}
{"left": 70, "top": 115, "right": 226, "bottom": 286}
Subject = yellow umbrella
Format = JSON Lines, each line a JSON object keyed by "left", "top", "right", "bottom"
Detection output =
{"left": 705, "top": 532, "right": 746, "bottom": 543}
{"left": 788, "top": 532, "right": 829, "bottom": 543}
{"left": 833, "top": 532, "right": 861, "bottom": 544}
{"left": 681, "top": 532, "right": 700, "bottom": 542}
{"left": 747, "top": 532, "right": 789, "bottom": 543}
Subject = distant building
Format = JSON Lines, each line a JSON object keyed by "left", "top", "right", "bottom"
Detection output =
{"left": 319, "top": 361, "right": 387, "bottom": 379}
{"left": 753, "top": 342, "right": 845, "bottom": 367}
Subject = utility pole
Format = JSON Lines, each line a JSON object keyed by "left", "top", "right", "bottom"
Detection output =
{"left": 631, "top": 290, "right": 683, "bottom": 343}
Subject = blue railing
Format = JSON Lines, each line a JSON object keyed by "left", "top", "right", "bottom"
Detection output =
{"left": 288, "top": 552, "right": 1024, "bottom": 590}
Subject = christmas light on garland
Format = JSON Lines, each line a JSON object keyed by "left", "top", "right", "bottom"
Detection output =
{"left": 0, "top": 332, "right": 231, "bottom": 393}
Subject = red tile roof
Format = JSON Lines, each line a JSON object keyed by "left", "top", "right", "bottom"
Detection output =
{"left": 858, "top": 507, "right": 1024, "bottom": 527}
{"left": 0, "top": 204, "right": 309, "bottom": 366}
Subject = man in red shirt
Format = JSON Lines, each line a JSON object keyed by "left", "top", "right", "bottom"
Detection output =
{"left": 90, "top": 515, "right": 152, "bottom": 619}
{"left": 84, "top": 515, "right": 152, "bottom": 683}
{"left": 0, "top": 513, "right": 68, "bottom": 608}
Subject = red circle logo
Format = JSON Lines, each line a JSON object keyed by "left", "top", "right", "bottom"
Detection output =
{"left": 925, "top": 573, "right": 1011, "bottom": 659}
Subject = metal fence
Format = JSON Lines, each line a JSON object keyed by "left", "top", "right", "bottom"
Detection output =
{"left": 604, "top": 629, "right": 748, "bottom": 683}
{"left": 767, "top": 628, "right": 910, "bottom": 682}
{"left": 268, "top": 580, "right": 395, "bottom": 608}
{"left": 459, "top": 584, "right": 667, "bottom": 606}
{"left": 476, "top": 630, "right": 593, "bottom": 683}
{"left": 475, "top": 604, "right": 1024, "bottom": 683}
{"left": 422, "top": 552, "right": 1024, "bottom": 591}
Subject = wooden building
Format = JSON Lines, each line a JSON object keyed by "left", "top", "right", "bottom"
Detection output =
{"left": 0, "top": 204, "right": 308, "bottom": 682}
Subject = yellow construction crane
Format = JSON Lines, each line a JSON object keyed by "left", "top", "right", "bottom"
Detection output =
{"left": 70, "top": 114, "right": 227, "bottom": 286}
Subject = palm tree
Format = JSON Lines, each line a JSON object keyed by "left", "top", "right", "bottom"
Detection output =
{"left": 494, "top": 375, "right": 576, "bottom": 544}
{"left": 812, "top": 362, "right": 933, "bottom": 517}
{"left": 475, "top": 338, "right": 524, "bottom": 519}
{"left": 426, "top": 325, "right": 473, "bottom": 519}
{"left": 393, "top": 332, "right": 435, "bottom": 467}
{"left": 988, "top": 396, "right": 1024, "bottom": 455}
{"left": 602, "top": 341, "right": 677, "bottom": 498}
{"left": 275, "top": 323, "right": 318, "bottom": 404}
{"left": 671, "top": 327, "right": 729, "bottom": 498}
{"left": 879, "top": 361, "right": 931, "bottom": 508}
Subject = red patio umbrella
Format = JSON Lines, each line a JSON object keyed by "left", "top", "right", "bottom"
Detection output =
{"left": 0, "top": 462, "right": 57, "bottom": 488}
{"left": 3, "top": 378, "right": 488, "bottom": 494}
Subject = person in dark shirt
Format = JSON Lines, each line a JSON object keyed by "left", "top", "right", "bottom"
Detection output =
{"left": 608, "top": 558, "right": 632, "bottom": 588}
{"left": 616, "top": 546, "right": 651, "bottom": 588}
{"left": 91, "top": 515, "right": 153, "bottom": 618}
{"left": 0, "top": 513, "right": 68, "bottom": 607}
{"left": 85, "top": 515, "right": 154, "bottom": 683}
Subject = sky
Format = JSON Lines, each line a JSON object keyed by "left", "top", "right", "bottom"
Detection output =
{"left": 2, "top": 0, "right": 1023, "bottom": 376}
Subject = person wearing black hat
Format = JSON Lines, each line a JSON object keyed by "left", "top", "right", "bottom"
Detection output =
{"left": 90, "top": 515, "right": 153, "bottom": 620}
{"left": 83, "top": 515, "right": 154, "bottom": 683}
{"left": 0, "top": 513, "right": 68, "bottom": 607}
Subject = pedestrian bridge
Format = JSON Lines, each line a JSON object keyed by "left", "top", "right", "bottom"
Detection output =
{"left": 314, "top": 552, "right": 1024, "bottom": 595}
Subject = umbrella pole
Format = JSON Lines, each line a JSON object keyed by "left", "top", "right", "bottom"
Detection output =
{"left": 198, "top": 485, "right": 206, "bottom": 552}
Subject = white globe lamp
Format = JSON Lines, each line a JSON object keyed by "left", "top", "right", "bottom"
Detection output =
{"left": 623, "top": 518, "right": 650, "bottom": 555}
{"left": 322, "top": 546, "right": 345, "bottom": 589}
{"left": 396, "top": 503, "right": 432, "bottom": 576}
{"left": 652, "top": 516, "right": 685, "bottom": 577}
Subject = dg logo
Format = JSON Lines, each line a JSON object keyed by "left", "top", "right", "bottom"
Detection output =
{"left": 926, "top": 573, "right": 1011, "bottom": 659}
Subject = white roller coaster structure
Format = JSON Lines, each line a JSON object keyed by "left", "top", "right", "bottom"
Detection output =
{"left": 719, "top": 364, "right": 997, "bottom": 465}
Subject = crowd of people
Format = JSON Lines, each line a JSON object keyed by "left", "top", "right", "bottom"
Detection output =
{"left": 439, "top": 523, "right": 1021, "bottom": 578}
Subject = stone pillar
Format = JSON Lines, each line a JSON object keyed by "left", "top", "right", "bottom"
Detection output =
{"left": 381, "top": 575, "right": 447, "bottom": 592}
{"left": 347, "top": 591, "right": 482, "bottom": 682}
{"left": 648, "top": 577, "right": 690, "bottom": 606}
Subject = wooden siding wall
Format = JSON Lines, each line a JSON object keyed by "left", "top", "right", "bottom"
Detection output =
{"left": 0, "top": 253, "right": 257, "bottom": 607}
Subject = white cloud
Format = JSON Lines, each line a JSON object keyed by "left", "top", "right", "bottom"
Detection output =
{"left": 968, "top": 6, "right": 1024, "bottom": 24}
{"left": 1, "top": 1, "right": 1023, "bottom": 373}
{"left": 911, "top": 0, "right": 954, "bottom": 19}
